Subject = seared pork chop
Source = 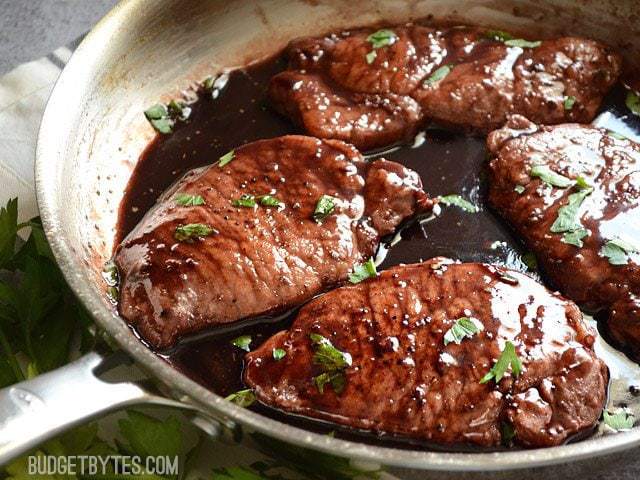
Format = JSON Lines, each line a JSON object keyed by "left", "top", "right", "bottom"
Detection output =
{"left": 269, "top": 25, "right": 621, "bottom": 150}
{"left": 244, "top": 259, "right": 607, "bottom": 448}
{"left": 115, "top": 135, "right": 433, "bottom": 349}
{"left": 487, "top": 116, "right": 640, "bottom": 359}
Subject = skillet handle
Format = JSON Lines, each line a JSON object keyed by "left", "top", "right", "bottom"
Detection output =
{"left": 0, "top": 351, "right": 216, "bottom": 465}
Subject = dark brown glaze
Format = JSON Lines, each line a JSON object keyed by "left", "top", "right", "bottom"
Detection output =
{"left": 244, "top": 259, "right": 608, "bottom": 448}
{"left": 487, "top": 116, "right": 640, "bottom": 359}
{"left": 115, "top": 135, "right": 433, "bottom": 349}
{"left": 269, "top": 25, "right": 621, "bottom": 150}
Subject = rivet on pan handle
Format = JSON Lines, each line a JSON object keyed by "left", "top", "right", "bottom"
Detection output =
{"left": 0, "top": 351, "right": 221, "bottom": 466}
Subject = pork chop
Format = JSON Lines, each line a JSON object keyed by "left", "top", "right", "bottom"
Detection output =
{"left": 487, "top": 116, "right": 640, "bottom": 359}
{"left": 244, "top": 259, "right": 607, "bottom": 448}
{"left": 269, "top": 25, "right": 621, "bottom": 150}
{"left": 115, "top": 135, "right": 433, "bottom": 349}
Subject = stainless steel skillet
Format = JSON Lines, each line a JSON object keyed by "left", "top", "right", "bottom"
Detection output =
{"left": 2, "top": 0, "right": 640, "bottom": 477}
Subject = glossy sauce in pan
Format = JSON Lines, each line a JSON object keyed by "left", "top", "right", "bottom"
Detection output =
{"left": 115, "top": 53, "right": 640, "bottom": 449}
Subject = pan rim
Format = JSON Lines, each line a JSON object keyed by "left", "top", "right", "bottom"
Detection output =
{"left": 34, "top": 0, "right": 640, "bottom": 471}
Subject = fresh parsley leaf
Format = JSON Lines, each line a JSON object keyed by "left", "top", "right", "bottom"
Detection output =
{"left": 310, "top": 334, "right": 352, "bottom": 370}
{"left": 603, "top": 410, "right": 635, "bottom": 430}
{"left": 608, "top": 130, "right": 628, "bottom": 141}
{"left": 232, "top": 335, "right": 252, "bottom": 351}
{"left": 313, "top": 194, "right": 336, "bottom": 222}
{"left": 144, "top": 104, "right": 167, "bottom": 120}
{"left": 0, "top": 198, "right": 18, "bottom": 269}
{"left": 203, "top": 76, "right": 215, "bottom": 90}
{"left": 225, "top": 388, "right": 256, "bottom": 407}
{"left": 250, "top": 431, "right": 383, "bottom": 480}
{"left": 258, "top": 195, "right": 283, "bottom": 208}
{"left": 348, "top": 258, "right": 377, "bottom": 284}
{"left": 424, "top": 65, "right": 453, "bottom": 86}
{"left": 514, "top": 185, "right": 526, "bottom": 194}
{"left": 530, "top": 165, "right": 573, "bottom": 188}
{"left": 443, "top": 317, "right": 483, "bottom": 345}
{"left": 118, "top": 410, "right": 183, "bottom": 458}
{"left": 218, "top": 149, "right": 235, "bottom": 167}
{"left": 144, "top": 104, "right": 175, "bottom": 134}
{"left": 550, "top": 187, "right": 593, "bottom": 233}
{"left": 626, "top": 91, "right": 640, "bottom": 116}
{"left": 365, "top": 50, "right": 377, "bottom": 64}
{"left": 575, "top": 176, "right": 591, "bottom": 190}
{"left": 480, "top": 341, "right": 522, "bottom": 384}
{"left": 232, "top": 194, "right": 257, "bottom": 208}
{"left": 212, "top": 466, "right": 265, "bottom": 480}
{"left": 367, "top": 29, "right": 397, "bottom": 49}
{"left": 485, "top": 30, "right": 513, "bottom": 41}
{"left": 601, "top": 238, "right": 639, "bottom": 265}
{"left": 175, "top": 193, "right": 205, "bottom": 206}
{"left": 310, "top": 333, "right": 351, "bottom": 394}
{"left": 174, "top": 223, "right": 216, "bottom": 242}
{"left": 562, "top": 228, "right": 589, "bottom": 248}
{"left": 504, "top": 38, "right": 541, "bottom": 48}
{"left": 273, "top": 348, "right": 286, "bottom": 361}
{"left": 168, "top": 99, "right": 191, "bottom": 121}
{"left": 439, "top": 194, "right": 479, "bottom": 213}
{"left": 314, "top": 371, "right": 346, "bottom": 395}
{"left": 563, "top": 96, "right": 576, "bottom": 110}
{"left": 102, "top": 261, "right": 119, "bottom": 287}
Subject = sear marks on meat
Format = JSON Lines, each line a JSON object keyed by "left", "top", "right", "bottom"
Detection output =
{"left": 115, "top": 135, "right": 433, "bottom": 349}
{"left": 269, "top": 25, "right": 621, "bottom": 150}
{"left": 244, "top": 259, "right": 607, "bottom": 448}
{"left": 487, "top": 116, "right": 640, "bottom": 359}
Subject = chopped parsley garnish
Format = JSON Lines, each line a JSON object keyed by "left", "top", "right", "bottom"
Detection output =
{"left": 480, "top": 341, "right": 522, "bottom": 384}
{"left": 175, "top": 193, "right": 205, "bottom": 206}
{"left": 365, "top": 29, "right": 397, "bottom": 64}
{"left": 443, "top": 317, "right": 483, "bottom": 345}
{"left": 232, "top": 194, "right": 257, "bottom": 208}
{"left": 504, "top": 38, "right": 541, "bottom": 48}
{"left": 530, "top": 165, "right": 573, "bottom": 188}
{"left": 167, "top": 99, "right": 191, "bottom": 121}
{"left": 313, "top": 194, "right": 336, "bottom": 222}
{"left": 225, "top": 389, "right": 256, "bottom": 407}
{"left": 258, "top": 195, "right": 283, "bottom": 208}
{"left": 514, "top": 185, "right": 526, "bottom": 194}
{"left": 626, "top": 91, "right": 640, "bottom": 116}
{"left": 562, "top": 228, "right": 589, "bottom": 248}
{"left": 365, "top": 50, "right": 377, "bottom": 64}
{"left": 601, "top": 238, "right": 639, "bottom": 265}
{"left": 144, "top": 100, "right": 191, "bottom": 134}
{"left": 174, "top": 223, "right": 216, "bottom": 242}
{"left": 439, "top": 194, "right": 479, "bottom": 213}
{"left": 102, "top": 261, "right": 119, "bottom": 287}
{"left": 608, "top": 130, "right": 628, "bottom": 141}
{"left": 603, "top": 410, "right": 635, "bottom": 430}
{"left": 575, "top": 176, "right": 591, "bottom": 190}
{"left": 424, "top": 65, "right": 453, "bottom": 86}
{"left": 272, "top": 348, "right": 286, "bottom": 361}
{"left": 563, "top": 96, "right": 576, "bottom": 110}
{"left": 485, "top": 30, "right": 513, "bottom": 42}
{"left": 367, "top": 29, "right": 397, "bottom": 49}
{"left": 218, "top": 150, "right": 235, "bottom": 167}
{"left": 310, "top": 333, "right": 352, "bottom": 394}
{"left": 348, "top": 258, "right": 377, "bottom": 284}
{"left": 232, "top": 335, "right": 252, "bottom": 351}
{"left": 144, "top": 104, "right": 174, "bottom": 134}
{"left": 550, "top": 187, "right": 593, "bottom": 233}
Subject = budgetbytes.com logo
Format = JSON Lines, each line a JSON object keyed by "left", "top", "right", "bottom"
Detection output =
{"left": 27, "top": 455, "right": 180, "bottom": 476}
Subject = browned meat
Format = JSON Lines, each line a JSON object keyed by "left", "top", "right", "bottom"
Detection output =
{"left": 487, "top": 116, "right": 640, "bottom": 359}
{"left": 115, "top": 135, "right": 433, "bottom": 349}
{"left": 269, "top": 25, "right": 621, "bottom": 150}
{"left": 244, "top": 259, "right": 607, "bottom": 448}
